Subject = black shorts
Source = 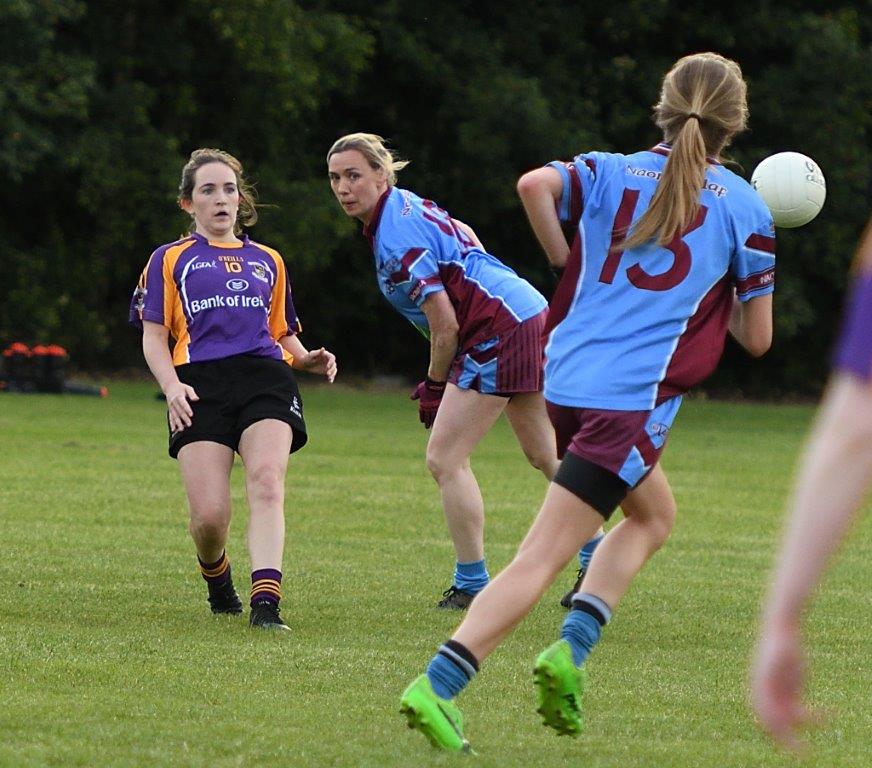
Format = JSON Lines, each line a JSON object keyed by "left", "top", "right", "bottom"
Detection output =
{"left": 168, "top": 354, "right": 308, "bottom": 459}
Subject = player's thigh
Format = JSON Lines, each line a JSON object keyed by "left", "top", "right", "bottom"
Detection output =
{"left": 428, "top": 383, "right": 507, "bottom": 463}
{"left": 178, "top": 441, "right": 235, "bottom": 522}
{"left": 238, "top": 418, "right": 293, "bottom": 480}
{"left": 504, "top": 392, "right": 558, "bottom": 465}
{"left": 516, "top": 482, "right": 605, "bottom": 570}
{"left": 620, "top": 464, "right": 677, "bottom": 528}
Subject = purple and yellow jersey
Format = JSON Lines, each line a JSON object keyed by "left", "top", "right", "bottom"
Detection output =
{"left": 544, "top": 143, "right": 776, "bottom": 410}
{"left": 363, "top": 187, "right": 547, "bottom": 350}
{"left": 833, "top": 221, "right": 872, "bottom": 381}
{"left": 129, "top": 233, "right": 301, "bottom": 366}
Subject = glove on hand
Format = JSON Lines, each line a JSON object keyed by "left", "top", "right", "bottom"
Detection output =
{"left": 410, "top": 377, "right": 446, "bottom": 429}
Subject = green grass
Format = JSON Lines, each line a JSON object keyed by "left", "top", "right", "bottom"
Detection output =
{"left": 0, "top": 383, "right": 869, "bottom": 767}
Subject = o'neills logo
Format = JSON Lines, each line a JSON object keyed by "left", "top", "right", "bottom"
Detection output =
{"left": 625, "top": 165, "right": 728, "bottom": 197}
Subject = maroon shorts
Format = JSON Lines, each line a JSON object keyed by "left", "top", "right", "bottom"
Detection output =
{"left": 546, "top": 395, "right": 681, "bottom": 487}
{"left": 448, "top": 309, "right": 547, "bottom": 396}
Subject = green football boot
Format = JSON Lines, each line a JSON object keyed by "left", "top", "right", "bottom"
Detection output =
{"left": 533, "top": 639, "right": 586, "bottom": 736}
{"left": 399, "top": 675, "right": 471, "bottom": 753}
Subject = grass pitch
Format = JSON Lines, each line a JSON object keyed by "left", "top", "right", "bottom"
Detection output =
{"left": 0, "top": 383, "right": 869, "bottom": 767}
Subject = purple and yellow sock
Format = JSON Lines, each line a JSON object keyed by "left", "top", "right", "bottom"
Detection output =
{"left": 250, "top": 568, "right": 282, "bottom": 607}
{"left": 198, "top": 551, "right": 232, "bottom": 586}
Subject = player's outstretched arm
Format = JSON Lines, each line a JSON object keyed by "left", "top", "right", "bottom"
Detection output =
{"left": 752, "top": 373, "right": 872, "bottom": 750}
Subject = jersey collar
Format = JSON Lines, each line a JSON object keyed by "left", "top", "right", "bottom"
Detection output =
{"left": 191, "top": 232, "right": 249, "bottom": 248}
{"left": 362, "top": 187, "right": 392, "bottom": 249}
{"left": 649, "top": 142, "right": 723, "bottom": 166}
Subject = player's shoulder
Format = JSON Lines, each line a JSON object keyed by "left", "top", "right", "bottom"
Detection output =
{"left": 390, "top": 186, "right": 428, "bottom": 214}
{"left": 150, "top": 234, "right": 197, "bottom": 264}
{"left": 572, "top": 149, "right": 629, "bottom": 179}
{"left": 378, "top": 187, "right": 431, "bottom": 243}
{"left": 713, "top": 164, "right": 757, "bottom": 198}
{"left": 248, "top": 238, "right": 283, "bottom": 264}
{"left": 711, "top": 165, "right": 772, "bottom": 224}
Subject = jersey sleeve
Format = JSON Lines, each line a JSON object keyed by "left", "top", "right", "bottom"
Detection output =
{"left": 833, "top": 272, "right": 872, "bottom": 380}
{"left": 833, "top": 221, "right": 872, "bottom": 380}
{"left": 381, "top": 245, "right": 444, "bottom": 308}
{"left": 129, "top": 246, "right": 176, "bottom": 330}
{"left": 730, "top": 200, "right": 776, "bottom": 302}
{"left": 547, "top": 159, "right": 586, "bottom": 226}
{"left": 267, "top": 252, "right": 301, "bottom": 339}
{"left": 546, "top": 152, "right": 608, "bottom": 227}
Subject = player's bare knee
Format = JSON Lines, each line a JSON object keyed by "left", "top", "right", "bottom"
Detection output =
{"left": 648, "top": 502, "right": 677, "bottom": 547}
{"left": 425, "top": 447, "right": 465, "bottom": 483}
{"left": 246, "top": 463, "right": 285, "bottom": 505}
{"left": 188, "top": 513, "right": 229, "bottom": 547}
{"left": 522, "top": 447, "right": 546, "bottom": 474}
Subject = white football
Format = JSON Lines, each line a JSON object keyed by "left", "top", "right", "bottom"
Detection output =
{"left": 751, "top": 152, "right": 826, "bottom": 228}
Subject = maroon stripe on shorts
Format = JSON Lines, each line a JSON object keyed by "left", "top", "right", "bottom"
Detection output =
{"left": 495, "top": 309, "right": 547, "bottom": 394}
{"left": 635, "top": 433, "right": 659, "bottom": 467}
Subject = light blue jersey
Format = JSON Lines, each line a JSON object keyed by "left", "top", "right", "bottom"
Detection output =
{"left": 544, "top": 144, "right": 775, "bottom": 410}
{"left": 363, "top": 187, "right": 547, "bottom": 351}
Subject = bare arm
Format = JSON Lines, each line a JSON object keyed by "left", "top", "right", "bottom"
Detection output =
{"left": 141, "top": 320, "right": 198, "bottom": 432}
{"left": 452, "top": 218, "right": 484, "bottom": 250}
{"left": 279, "top": 334, "right": 337, "bottom": 383}
{"left": 763, "top": 374, "right": 872, "bottom": 628}
{"left": 516, "top": 166, "right": 570, "bottom": 268}
{"left": 729, "top": 293, "right": 772, "bottom": 357}
{"left": 421, "top": 290, "right": 459, "bottom": 382}
{"left": 752, "top": 373, "right": 872, "bottom": 748}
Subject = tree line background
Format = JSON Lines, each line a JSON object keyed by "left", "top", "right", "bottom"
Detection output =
{"left": 1, "top": 0, "right": 870, "bottom": 396}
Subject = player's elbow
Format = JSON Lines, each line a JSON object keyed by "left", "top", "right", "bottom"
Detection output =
{"left": 434, "top": 317, "right": 460, "bottom": 340}
{"left": 743, "top": 331, "right": 772, "bottom": 358}
{"left": 516, "top": 170, "right": 546, "bottom": 200}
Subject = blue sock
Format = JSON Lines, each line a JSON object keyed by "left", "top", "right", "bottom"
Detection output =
{"left": 426, "top": 640, "right": 479, "bottom": 699}
{"left": 560, "top": 593, "right": 612, "bottom": 666}
{"left": 454, "top": 559, "right": 489, "bottom": 594}
{"left": 578, "top": 533, "right": 604, "bottom": 571}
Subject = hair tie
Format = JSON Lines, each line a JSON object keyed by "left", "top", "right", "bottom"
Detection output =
{"left": 687, "top": 112, "right": 702, "bottom": 121}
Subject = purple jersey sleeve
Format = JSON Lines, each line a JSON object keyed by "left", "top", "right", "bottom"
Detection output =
{"left": 129, "top": 245, "right": 172, "bottom": 330}
{"left": 833, "top": 271, "right": 872, "bottom": 380}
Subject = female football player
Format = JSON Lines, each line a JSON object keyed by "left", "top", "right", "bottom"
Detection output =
{"left": 327, "top": 134, "right": 603, "bottom": 610}
{"left": 752, "top": 218, "right": 872, "bottom": 751}
{"left": 130, "top": 148, "right": 336, "bottom": 630}
{"left": 399, "top": 52, "right": 774, "bottom": 751}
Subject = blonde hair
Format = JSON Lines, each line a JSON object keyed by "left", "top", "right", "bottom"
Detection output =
{"left": 621, "top": 52, "right": 748, "bottom": 250}
{"left": 178, "top": 148, "right": 258, "bottom": 234}
{"left": 326, "top": 133, "right": 409, "bottom": 186}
